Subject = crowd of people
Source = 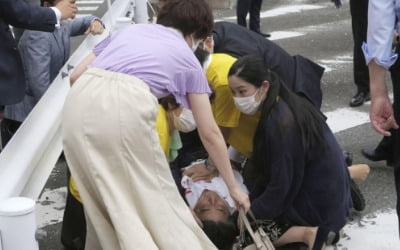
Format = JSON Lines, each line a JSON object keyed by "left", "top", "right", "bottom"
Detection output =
{"left": 0, "top": 0, "right": 399, "bottom": 249}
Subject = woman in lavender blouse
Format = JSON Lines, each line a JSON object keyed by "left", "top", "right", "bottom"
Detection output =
{"left": 62, "top": 0, "right": 249, "bottom": 249}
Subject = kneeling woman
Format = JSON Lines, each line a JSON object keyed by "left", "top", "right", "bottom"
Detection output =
{"left": 227, "top": 55, "right": 352, "bottom": 250}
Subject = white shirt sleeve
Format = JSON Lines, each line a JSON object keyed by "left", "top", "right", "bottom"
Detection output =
{"left": 362, "top": 0, "right": 398, "bottom": 69}
{"left": 50, "top": 7, "right": 61, "bottom": 28}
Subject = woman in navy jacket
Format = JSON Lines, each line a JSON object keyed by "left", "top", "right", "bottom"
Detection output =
{"left": 228, "top": 55, "right": 352, "bottom": 250}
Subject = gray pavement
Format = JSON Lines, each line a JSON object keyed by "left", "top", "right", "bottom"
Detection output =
{"left": 37, "top": 0, "right": 399, "bottom": 249}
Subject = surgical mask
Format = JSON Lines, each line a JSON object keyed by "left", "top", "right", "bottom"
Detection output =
{"left": 173, "top": 108, "right": 197, "bottom": 132}
{"left": 191, "top": 35, "right": 201, "bottom": 52}
{"left": 233, "top": 89, "right": 261, "bottom": 115}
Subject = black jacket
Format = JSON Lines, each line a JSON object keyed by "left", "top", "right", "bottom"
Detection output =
{"left": 212, "top": 21, "right": 324, "bottom": 109}
{"left": 0, "top": 0, "right": 56, "bottom": 105}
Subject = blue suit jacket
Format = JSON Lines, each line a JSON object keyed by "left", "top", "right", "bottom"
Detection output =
{"left": 5, "top": 16, "right": 98, "bottom": 122}
{"left": 0, "top": 0, "right": 56, "bottom": 105}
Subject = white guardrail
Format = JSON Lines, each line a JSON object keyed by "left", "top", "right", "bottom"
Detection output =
{"left": 0, "top": 0, "right": 148, "bottom": 249}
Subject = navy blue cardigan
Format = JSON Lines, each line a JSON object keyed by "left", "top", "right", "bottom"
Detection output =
{"left": 246, "top": 98, "right": 352, "bottom": 234}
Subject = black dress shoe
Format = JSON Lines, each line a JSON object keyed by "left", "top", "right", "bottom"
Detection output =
{"left": 349, "top": 91, "right": 370, "bottom": 107}
{"left": 257, "top": 31, "right": 271, "bottom": 38}
{"left": 361, "top": 148, "right": 388, "bottom": 161}
{"left": 252, "top": 29, "right": 271, "bottom": 38}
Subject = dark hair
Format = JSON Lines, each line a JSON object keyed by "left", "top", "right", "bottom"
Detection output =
{"left": 157, "top": 0, "right": 214, "bottom": 40}
{"left": 194, "top": 47, "right": 210, "bottom": 67}
{"left": 194, "top": 47, "right": 216, "bottom": 102}
{"left": 40, "top": 0, "right": 55, "bottom": 6}
{"left": 228, "top": 55, "right": 326, "bottom": 174}
{"left": 159, "top": 94, "right": 180, "bottom": 111}
{"left": 201, "top": 216, "right": 238, "bottom": 250}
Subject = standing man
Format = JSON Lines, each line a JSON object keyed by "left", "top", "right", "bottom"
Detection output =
{"left": 362, "top": 0, "right": 400, "bottom": 234}
{"left": 349, "top": 0, "right": 370, "bottom": 107}
{"left": 0, "top": 0, "right": 77, "bottom": 107}
{"left": 12, "top": 0, "right": 42, "bottom": 43}
{"left": 2, "top": 0, "right": 103, "bottom": 147}
{"left": 236, "top": 0, "right": 269, "bottom": 37}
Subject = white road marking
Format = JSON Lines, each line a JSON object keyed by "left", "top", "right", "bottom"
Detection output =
{"left": 269, "top": 31, "right": 304, "bottom": 41}
{"left": 326, "top": 108, "right": 370, "bottom": 133}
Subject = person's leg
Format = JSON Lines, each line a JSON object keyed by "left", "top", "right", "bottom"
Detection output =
{"left": 390, "top": 44, "right": 400, "bottom": 235}
{"left": 343, "top": 151, "right": 368, "bottom": 211}
{"left": 249, "top": 0, "right": 262, "bottom": 32}
{"left": 0, "top": 118, "right": 21, "bottom": 148}
{"left": 273, "top": 226, "right": 318, "bottom": 249}
{"left": 361, "top": 135, "right": 393, "bottom": 165}
{"left": 84, "top": 211, "right": 102, "bottom": 250}
{"left": 349, "top": 0, "right": 370, "bottom": 107}
{"left": 237, "top": 0, "right": 250, "bottom": 27}
{"left": 61, "top": 169, "right": 86, "bottom": 250}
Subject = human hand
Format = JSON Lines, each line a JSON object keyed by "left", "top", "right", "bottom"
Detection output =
{"left": 56, "top": 0, "right": 78, "bottom": 20}
{"left": 85, "top": 20, "right": 104, "bottom": 35}
{"left": 229, "top": 186, "right": 250, "bottom": 212}
{"left": 182, "top": 163, "right": 217, "bottom": 182}
{"left": 370, "top": 96, "right": 399, "bottom": 136}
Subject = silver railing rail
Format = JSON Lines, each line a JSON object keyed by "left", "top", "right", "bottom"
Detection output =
{"left": 0, "top": 1, "right": 147, "bottom": 249}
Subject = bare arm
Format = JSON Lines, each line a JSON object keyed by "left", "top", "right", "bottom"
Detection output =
{"left": 188, "top": 93, "right": 250, "bottom": 211}
{"left": 70, "top": 53, "right": 97, "bottom": 85}
{"left": 368, "top": 60, "right": 399, "bottom": 135}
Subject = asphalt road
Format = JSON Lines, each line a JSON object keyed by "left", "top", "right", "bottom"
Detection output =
{"left": 37, "top": 0, "right": 399, "bottom": 249}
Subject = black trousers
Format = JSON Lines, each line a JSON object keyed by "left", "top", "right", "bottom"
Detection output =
{"left": 0, "top": 118, "right": 21, "bottom": 148}
{"left": 61, "top": 168, "right": 86, "bottom": 250}
{"left": 350, "top": 0, "right": 370, "bottom": 93}
{"left": 236, "top": 0, "right": 263, "bottom": 32}
{"left": 390, "top": 45, "right": 400, "bottom": 236}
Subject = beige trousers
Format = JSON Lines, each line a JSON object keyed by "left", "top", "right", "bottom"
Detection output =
{"left": 62, "top": 68, "right": 216, "bottom": 250}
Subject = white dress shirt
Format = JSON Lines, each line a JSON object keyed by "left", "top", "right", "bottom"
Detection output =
{"left": 362, "top": 0, "right": 400, "bottom": 69}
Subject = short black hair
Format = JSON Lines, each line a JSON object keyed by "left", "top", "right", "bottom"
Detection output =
{"left": 194, "top": 47, "right": 210, "bottom": 68}
{"left": 40, "top": 0, "right": 56, "bottom": 6}
{"left": 201, "top": 215, "right": 238, "bottom": 250}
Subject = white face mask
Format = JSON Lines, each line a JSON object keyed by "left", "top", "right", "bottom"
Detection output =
{"left": 233, "top": 89, "right": 261, "bottom": 115}
{"left": 190, "top": 35, "right": 201, "bottom": 52}
{"left": 173, "top": 108, "right": 197, "bottom": 132}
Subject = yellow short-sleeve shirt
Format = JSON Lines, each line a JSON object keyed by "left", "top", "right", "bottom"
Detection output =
{"left": 206, "top": 54, "right": 261, "bottom": 158}
{"left": 156, "top": 105, "right": 171, "bottom": 157}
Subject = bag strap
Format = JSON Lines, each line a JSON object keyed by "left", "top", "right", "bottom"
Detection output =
{"left": 238, "top": 208, "right": 259, "bottom": 246}
{"left": 238, "top": 208, "right": 275, "bottom": 250}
